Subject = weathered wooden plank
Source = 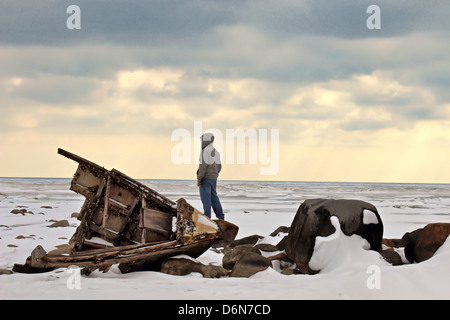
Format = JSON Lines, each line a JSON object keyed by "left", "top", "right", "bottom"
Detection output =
{"left": 72, "top": 173, "right": 109, "bottom": 251}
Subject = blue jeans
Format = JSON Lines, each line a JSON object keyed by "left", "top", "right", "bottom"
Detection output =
{"left": 199, "top": 178, "right": 224, "bottom": 219}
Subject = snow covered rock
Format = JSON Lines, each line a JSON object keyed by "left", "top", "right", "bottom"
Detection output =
{"left": 285, "top": 199, "right": 383, "bottom": 273}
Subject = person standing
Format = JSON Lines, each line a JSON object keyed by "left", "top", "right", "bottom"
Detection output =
{"left": 197, "top": 133, "right": 224, "bottom": 220}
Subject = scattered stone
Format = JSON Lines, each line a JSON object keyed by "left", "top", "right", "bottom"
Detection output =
{"left": 380, "top": 249, "right": 403, "bottom": 266}
{"left": 161, "top": 257, "right": 228, "bottom": 278}
{"left": 270, "top": 226, "right": 290, "bottom": 236}
{"left": 230, "top": 252, "right": 272, "bottom": 277}
{"left": 230, "top": 234, "right": 264, "bottom": 247}
{"left": 0, "top": 269, "right": 13, "bottom": 275}
{"left": 222, "top": 244, "right": 261, "bottom": 270}
{"left": 10, "top": 209, "right": 26, "bottom": 215}
{"left": 40, "top": 205, "right": 53, "bottom": 209}
{"left": 15, "top": 235, "right": 26, "bottom": 239}
{"left": 7, "top": 244, "right": 18, "bottom": 248}
{"left": 255, "top": 243, "right": 279, "bottom": 252}
{"left": 71, "top": 212, "right": 80, "bottom": 218}
{"left": 382, "top": 238, "right": 401, "bottom": 248}
{"left": 47, "top": 220, "right": 69, "bottom": 228}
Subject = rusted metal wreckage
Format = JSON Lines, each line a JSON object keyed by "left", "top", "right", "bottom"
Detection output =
{"left": 14, "top": 149, "right": 238, "bottom": 274}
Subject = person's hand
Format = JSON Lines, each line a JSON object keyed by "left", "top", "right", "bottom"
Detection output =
{"left": 197, "top": 181, "right": 202, "bottom": 187}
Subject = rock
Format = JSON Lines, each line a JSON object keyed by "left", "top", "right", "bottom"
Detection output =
{"left": 161, "top": 257, "right": 228, "bottom": 278}
{"left": 0, "top": 269, "right": 13, "bottom": 275}
{"left": 230, "top": 252, "right": 272, "bottom": 277}
{"left": 399, "top": 228, "right": 424, "bottom": 263}
{"left": 414, "top": 223, "right": 450, "bottom": 262}
{"left": 275, "top": 236, "right": 288, "bottom": 251}
{"left": 285, "top": 199, "right": 383, "bottom": 273}
{"left": 47, "top": 220, "right": 69, "bottom": 228}
{"left": 15, "top": 235, "right": 26, "bottom": 239}
{"left": 270, "top": 226, "right": 290, "bottom": 236}
{"left": 255, "top": 243, "right": 279, "bottom": 252}
{"left": 222, "top": 244, "right": 261, "bottom": 270}
{"left": 40, "top": 205, "right": 53, "bottom": 209}
{"left": 382, "top": 238, "right": 401, "bottom": 248}
{"left": 7, "top": 244, "right": 18, "bottom": 247}
{"left": 71, "top": 212, "right": 80, "bottom": 218}
{"left": 10, "top": 209, "right": 26, "bottom": 215}
{"left": 380, "top": 249, "right": 403, "bottom": 266}
{"left": 230, "top": 234, "right": 264, "bottom": 247}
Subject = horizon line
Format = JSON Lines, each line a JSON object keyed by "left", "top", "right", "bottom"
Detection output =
{"left": 0, "top": 176, "right": 449, "bottom": 186}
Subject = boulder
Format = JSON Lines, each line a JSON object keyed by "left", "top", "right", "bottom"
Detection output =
{"left": 399, "top": 228, "right": 424, "bottom": 263}
{"left": 285, "top": 199, "right": 383, "bottom": 273}
{"left": 10, "top": 209, "right": 26, "bottom": 215}
{"left": 270, "top": 226, "right": 290, "bottom": 237}
{"left": 380, "top": 249, "right": 403, "bottom": 266}
{"left": 47, "top": 220, "right": 69, "bottom": 228}
{"left": 222, "top": 244, "right": 261, "bottom": 270}
{"left": 161, "top": 257, "right": 228, "bottom": 278}
{"left": 230, "top": 234, "right": 264, "bottom": 247}
{"left": 230, "top": 252, "right": 272, "bottom": 277}
{"left": 255, "top": 243, "right": 279, "bottom": 252}
{"left": 414, "top": 223, "right": 450, "bottom": 262}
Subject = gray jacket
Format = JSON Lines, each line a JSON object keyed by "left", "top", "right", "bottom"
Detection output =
{"left": 197, "top": 133, "right": 222, "bottom": 182}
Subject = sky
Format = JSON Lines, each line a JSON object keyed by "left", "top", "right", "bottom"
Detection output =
{"left": 1, "top": 0, "right": 449, "bottom": 183}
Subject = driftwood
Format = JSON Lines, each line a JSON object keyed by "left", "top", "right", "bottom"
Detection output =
{"left": 14, "top": 149, "right": 238, "bottom": 274}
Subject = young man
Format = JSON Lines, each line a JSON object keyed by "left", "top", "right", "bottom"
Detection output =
{"left": 197, "top": 133, "right": 224, "bottom": 219}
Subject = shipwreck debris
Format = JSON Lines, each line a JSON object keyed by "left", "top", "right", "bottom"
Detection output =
{"left": 13, "top": 148, "right": 238, "bottom": 274}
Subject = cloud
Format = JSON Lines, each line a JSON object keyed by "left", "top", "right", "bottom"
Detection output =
{"left": 1, "top": 1, "right": 449, "bottom": 181}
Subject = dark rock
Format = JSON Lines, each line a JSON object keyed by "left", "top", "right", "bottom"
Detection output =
{"left": 270, "top": 226, "right": 290, "bottom": 236}
{"left": 0, "top": 269, "right": 13, "bottom": 275}
{"left": 255, "top": 243, "right": 279, "bottom": 252}
{"left": 380, "top": 249, "right": 403, "bottom": 266}
{"left": 414, "top": 223, "right": 450, "bottom": 262}
{"left": 281, "top": 268, "right": 301, "bottom": 275}
{"left": 230, "top": 252, "right": 272, "bottom": 277}
{"left": 382, "top": 238, "right": 401, "bottom": 248}
{"left": 10, "top": 209, "right": 26, "bottom": 215}
{"left": 71, "top": 212, "right": 80, "bottom": 218}
{"left": 285, "top": 199, "right": 383, "bottom": 272}
{"left": 161, "top": 257, "right": 228, "bottom": 278}
{"left": 399, "top": 228, "right": 424, "bottom": 263}
{"left": 276, "top": 235, "right": 287, "bottom": 251}
{"left": 222, "top": 244, "right": 261, "bottom": 270}
{"left": 47, "top": 220, "right": 69, "bottom": 228}
{"left": 230, "top": 234, "right": 264, "bottom": 247}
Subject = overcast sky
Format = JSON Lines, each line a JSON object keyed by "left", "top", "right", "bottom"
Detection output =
{"left": 1, "top": 1, "right": 449, "bottom": 182}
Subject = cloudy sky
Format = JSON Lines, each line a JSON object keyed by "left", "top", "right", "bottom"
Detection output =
{"left": 1, "top": 0, "right": 449, "bottom": 183}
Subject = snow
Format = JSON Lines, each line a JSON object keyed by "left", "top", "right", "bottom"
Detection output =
{"left": 363, "top": 209, "right": 379, "bottom": 225}
{"left": 0, "top": 178, "right": 449, "bottom": 300}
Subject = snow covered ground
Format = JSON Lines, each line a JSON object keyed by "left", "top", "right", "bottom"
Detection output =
{"left": 0, "top": 178, "right": 449, "bottom": 300}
